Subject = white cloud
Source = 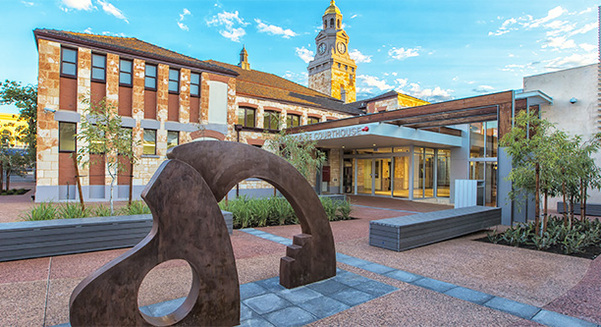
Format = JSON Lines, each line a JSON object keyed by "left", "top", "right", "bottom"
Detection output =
{"left": 569, "top": 22, "right": 597, "bottom": 36}
{"left": 543, "top": 36, "right": 577, "bottom": 49}
{"left": 97, "top": 0, "right": 128, "bottom": 23}
{"left": 177, "top": 8, "right": 191, "bottom": 31}
{"left": 580, "top": 43, "right": 596, "bottom": 52}
{"left": 255, "top": 19, "right": 297, "bottom": 38}
{"left": 405, "top": 83, "right": 454, "bottom": 102}
{"left": 544, "top": 53, "right": 597, "bottom": 70}
{"left": 526, "top": 6, "right": 567, "bottom": 29}
{"left": 61, "top": 0, "right": 93, "bottom": 11}
{"left": 395, "top": 78, "right": 408, "bottom": 88}
{"left": 206, "top": 11, "right": 248, "bottom": 42}
{"left": 388, "top": 47, "right": 420, "bottom": 60}
{"left": 295, "top": 47, "right": 314, "bottom": 63}
{"left": 83, "top": 27, "right": 93, "bottom": 33}
{"left": 21, "top": 1, "right": 34, "bottom": 6}
{"left": 472, "top": 85, "right": 495, "bottom": 93}
{"left": 357, "top": 75, "right": 393, "bottom": 91}
{"left": 282, "top": 71, "right": 308, "bottom": 86}
{"left": 349, "top": 49, "right": 371, "bottom": 63}
{"left": 350, "top": 14, "right": 358, "bottom": 19}
{"left": 488, "top": 17, "right": 518, "bottom": 36}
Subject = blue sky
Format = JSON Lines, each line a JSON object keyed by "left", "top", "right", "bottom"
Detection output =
{"left": 0, "top": 0, "right": 598, "bottom": 114}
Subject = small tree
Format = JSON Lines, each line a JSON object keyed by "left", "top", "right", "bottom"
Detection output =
{"left": 77, "top": 97, "right": 139, "bottom": 214}
{"left": 0, "top": 80, "right": 37, "bottom": 165}
{"left": 0, "top": 122, "right": 30, "bottom": 191}
{"left": 264, "top": 131, "right": 326, "bottom": 180}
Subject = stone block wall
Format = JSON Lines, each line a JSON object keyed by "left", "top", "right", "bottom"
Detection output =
{"left": 36, "top": 38, "right": 349, "bottom": 202}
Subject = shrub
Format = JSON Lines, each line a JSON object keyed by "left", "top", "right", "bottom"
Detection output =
{"left": 118, "top": 201, "right": 151, "bottom": 215}
{"left": 220, "top": 196, "right": 353, "bottom": 229}
{"left": 21, "top": 202, "right": 58, "bottom": 221}
{"left": 58, "top": 202, "right": 89, "bottom": 219}
{"left": 91, "top": 204, "right": 112, "bottom": 217}
{"left": 489, "top": 216, "right": 601, "bottom": 255}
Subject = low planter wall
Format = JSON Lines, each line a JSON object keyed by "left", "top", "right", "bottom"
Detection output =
{"left": 557, "top": 202, "right": 601, "bottom": 216}
{"left": 0, "top": 211, "right": 233, "bottom": 262}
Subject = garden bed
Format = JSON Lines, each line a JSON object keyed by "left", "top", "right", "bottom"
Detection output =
{"left": 476, "top": 216, "right": 601, "bottom": 260}
{"left": 0, "top": 188, "right": 30, "bottom": 196}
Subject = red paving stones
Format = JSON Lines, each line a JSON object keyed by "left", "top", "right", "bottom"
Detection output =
{"left": 0, "top": 195, "right": 599, "bottom": 326}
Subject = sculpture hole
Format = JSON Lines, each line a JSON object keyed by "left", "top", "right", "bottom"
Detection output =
{"left": 138, "top": 259, "right": 195, "bottom": 323}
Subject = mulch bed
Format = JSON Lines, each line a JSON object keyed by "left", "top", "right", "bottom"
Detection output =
{"left": 476, "top": 236, "right": 601, "bottom": 260}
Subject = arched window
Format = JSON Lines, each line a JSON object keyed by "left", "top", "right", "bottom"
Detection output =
{"left": 340, "top": 85, "right": 346, "bottom": 102}
{"left": 323, "top": 20, "right": 327, "bottom": 29}
{"left": 330, "top": 18, "right": 334, "bottom": 28}
{"left": 337, "top": 19, "right": 341, "bottom": 29}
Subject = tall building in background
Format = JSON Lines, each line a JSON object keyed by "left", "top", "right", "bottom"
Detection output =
{"left": 308, "top": 0, "right": 357, "bottom": 103}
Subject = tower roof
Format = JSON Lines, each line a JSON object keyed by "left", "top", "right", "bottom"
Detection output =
{"left": 324, "top": 0, "right": 341, "bottom": 15}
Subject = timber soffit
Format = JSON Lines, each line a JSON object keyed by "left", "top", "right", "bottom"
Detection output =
{"left": 33, "top": 29, "right": 238, "bottom": 77}
{"left": 286, "top": 91, "right": 514, "bottom": 134}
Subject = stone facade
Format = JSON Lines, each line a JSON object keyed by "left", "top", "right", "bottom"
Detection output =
{"left": 35, "top": 30, "right": 354, "bottom": 202}
{"left": 307, "top": 1, "right": 357, "bottom": 103}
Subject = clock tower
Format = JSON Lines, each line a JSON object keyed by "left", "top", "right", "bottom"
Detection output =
{"left": 308, "top": 0, "right": 356, "bottom": 103}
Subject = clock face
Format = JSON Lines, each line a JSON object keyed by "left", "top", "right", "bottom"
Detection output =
{"left": 337, "top": 42, "right": 346, "bottom": 54}
{"left": 318, "top": 43, "right": 327, "bottom": 55}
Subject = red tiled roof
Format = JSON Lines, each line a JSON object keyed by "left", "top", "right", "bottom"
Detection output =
{"left": 34, "top": 29, "right": 237, "bottom": 76}
{"left": 205, "top": 60, "right": 362, "bottom": 115}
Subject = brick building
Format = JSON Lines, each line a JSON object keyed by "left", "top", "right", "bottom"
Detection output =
{"left": 33, "top": 1, "right": 428, "bottom": 202}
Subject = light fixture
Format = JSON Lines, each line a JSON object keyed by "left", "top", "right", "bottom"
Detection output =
{"left": 43, "top": 107, "right": 57, "bottom": 113}
{"left": 341, "top": 145, "right": 345, "bottom": 149}
{"left": 372, "top": 143, "right": 376, "bottom": 147}
{"left": 569, "top": 97, "right": 578, "bottom": 104}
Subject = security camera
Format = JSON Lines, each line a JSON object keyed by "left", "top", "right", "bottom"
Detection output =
{"left": 43, "top": 107, "right": 57, "bottom": 113}
{"left": 569, "top": 97, "right": 578, "bottom": 104}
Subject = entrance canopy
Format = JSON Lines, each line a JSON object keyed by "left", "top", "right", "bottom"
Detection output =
{"left": 302, "top": 122, "right": 463, "bottom": 149}
{"left": 287, "top": 90, "right": 553, "bottom": 144}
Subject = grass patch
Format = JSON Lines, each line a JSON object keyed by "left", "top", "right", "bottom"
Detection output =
{"left": 219, "top": 196, "right": 352, "bottom": 229}
{"left": 478, "top": 215, "right": 601, "bottom": 260}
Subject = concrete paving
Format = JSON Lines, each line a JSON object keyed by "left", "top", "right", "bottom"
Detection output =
{"left": 0, "top": 195, "right": 599, "bottom": 326}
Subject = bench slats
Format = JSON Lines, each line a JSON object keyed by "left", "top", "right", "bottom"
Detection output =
{"left": 369, "top": 206, "right": 501, "bottom": 252}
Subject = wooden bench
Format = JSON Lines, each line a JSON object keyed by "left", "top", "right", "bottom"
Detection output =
{"left": 369, "top": 206, "right": 501, "bottom": 252}
{"left": 557, "top": 202, "right": 601, "bottom": 217}
{"left": 0, "top": 211, "right": 233, "bottom": 262}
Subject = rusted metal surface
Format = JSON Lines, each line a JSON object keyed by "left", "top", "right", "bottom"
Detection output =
{"left": 70, "top": 159, "right": 240, "bottom": 326}
{"left": 69, "top": 141, "right": 336, "bottom": 325}
{"left": 168, "top": 141, "right": 336, "bottom": 288}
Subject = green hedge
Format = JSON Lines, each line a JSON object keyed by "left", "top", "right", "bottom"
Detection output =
{"left": 219, "top": 196, "right": 352, "bottom": 229}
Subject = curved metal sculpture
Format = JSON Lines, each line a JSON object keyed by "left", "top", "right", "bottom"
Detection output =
{"left": 69, "top": 141, "right": 336, "bottom": 326}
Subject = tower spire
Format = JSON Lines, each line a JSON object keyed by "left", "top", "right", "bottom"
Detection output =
{"left": 239, "top": 45, "right": 250, "bottom": 70}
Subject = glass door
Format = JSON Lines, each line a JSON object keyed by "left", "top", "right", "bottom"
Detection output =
{"left": 393, "top": 156, "right": 410, "bottom": 198}
{"left": 357, "top": 159, "right": 372, "bottom": 195}
{"left": 374, "top": 158, "right": 392, "bottom": 196}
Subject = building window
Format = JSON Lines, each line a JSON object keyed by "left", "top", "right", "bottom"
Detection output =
{"left": 190, "top": 72, "right": 200, "bottom": 97}
{"left": 237, "top": 107, "right": 256, "bottom": 127}
{"left": 145, "top": 64, "right": 157, "bottom": 90}
{"left": 307, "top": 116, "right": 320, "bottom": 125}
{"left": 287, "top": 114, "right": 300, "bottom": 128}
{"left": 91, "top": 54, "right": 106, "bottom": 82}
{"left": 167, "top": 131, "right": 179, "bottom": 149}
{"left": 169, "top": 69, "right": 180, "bottom": 93}
{"left": 263, "top": 110, "right": 280, "bottom": 130}
{"left": 119, "top": 59, "right": 133, "bottom": 86}
{"left": 143, "top": 129, "right": 156, "bottom": 155}
{"left": 61, "top": 47, "right": 77, "bottom": 78}
{"left": 330, "top": 18, "right": 334, "bottom": 28}
{"left": 59, "top": 122, "right": 76, "bottom": 152}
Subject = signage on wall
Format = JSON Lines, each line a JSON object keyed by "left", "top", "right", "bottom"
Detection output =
{"left": 307, "top": 125, "right": 368, "bottom": 141}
